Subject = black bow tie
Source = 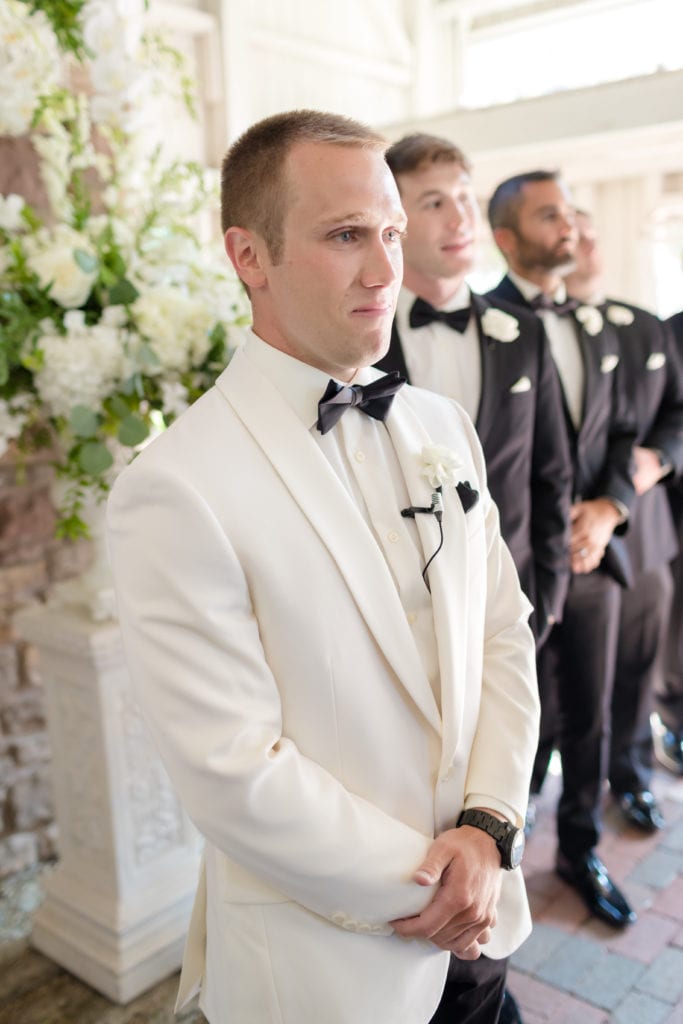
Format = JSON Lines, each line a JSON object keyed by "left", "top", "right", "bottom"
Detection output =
{"left": 409, "top": 297, "right": 471, "bottom": 333}
{"left": 316, "top": 372, "right": 406, "bottom": 435}
{"left": 529, "top": 294, "right": 580, "bottom": 317}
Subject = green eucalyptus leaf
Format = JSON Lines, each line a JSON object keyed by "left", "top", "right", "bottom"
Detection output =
{"left": 138, "top": 341, "right": 161, "bottom": 369}
{"left": 118, "top": 414, "right": 149, "bottom": 447}
{"left": 73, "top": 248, "right": 99, "bottom": 273}
{"left": 69, "top": 405, "right": 99, "bottom": 438}
{"left": 108, "top": 394, "right": 131, "bottom": 420}
{"left": 78, "top": 441, "right": 114, "bottom": 475}
{"left": 108, "top": 278, "right": 139, "bottom": 305}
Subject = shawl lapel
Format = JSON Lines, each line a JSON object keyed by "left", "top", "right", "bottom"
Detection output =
{"left": 216, "top": 349, "right": 442, "bottom": 736}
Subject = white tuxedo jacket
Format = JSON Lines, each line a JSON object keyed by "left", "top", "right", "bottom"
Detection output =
{"left": 107, "top": 346, "right": 539, "bottom": 1024}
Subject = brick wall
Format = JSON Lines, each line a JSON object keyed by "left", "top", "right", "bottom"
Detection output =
{"left": 0, "top": 449, "right": 91, "bottom": 878}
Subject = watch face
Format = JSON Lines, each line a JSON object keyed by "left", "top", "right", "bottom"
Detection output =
{"left": 509, "top": 828, "right": 525, "bottom": 869}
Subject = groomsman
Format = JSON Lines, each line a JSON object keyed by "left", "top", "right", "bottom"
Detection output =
{"left": 564, "top": 211, "right": 683, "bottom": 828}
{"left": 376, "top": 135, "right": 572, "bottom": 1024}
{"left": 377, "top": 134, "right": 572, "bottom": 648}
{"left": 658, "top": 309, "right": 683, "bottom": 774}
{"left": 486, "top": 171, "right": 638, "bottom": 928}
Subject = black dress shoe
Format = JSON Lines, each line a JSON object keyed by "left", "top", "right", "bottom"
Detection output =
{"left": 618, "top": 790, "right": 665, "bottom": 832}
{"left": 499, "top": 988, "right": 524, "bottom": 1024}
{"left": 556, "top": 852, "right": 637, "bottom": 928}
{"left": 652, "top": 716, "right": 683, "bottom": 775}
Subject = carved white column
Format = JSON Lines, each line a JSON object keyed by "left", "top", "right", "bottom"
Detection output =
{"left": 15, "top": 602, "right": 202, "bottom": 1004}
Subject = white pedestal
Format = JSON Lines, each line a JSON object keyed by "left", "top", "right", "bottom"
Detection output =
{"left": 15, "top": 603, "right": 202, "bottom": 1004}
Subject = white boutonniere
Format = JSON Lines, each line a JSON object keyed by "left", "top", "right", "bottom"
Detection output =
{"left": 606, "top": 304, "right": 635, "bottom": 326}
{"left": 575, "top": 305, "right": 604, "bottom": 336}
{"left": 646, "top": 352, "right": 666, "bottom": 371}
{"left": 481, "top": 307, "right": 520, "bottom": 343}
{"left": 420, "top": 443, "right": 463, "bottom": 489}
{"left": 402, "top": 444, "right": 478, "bottom": 589}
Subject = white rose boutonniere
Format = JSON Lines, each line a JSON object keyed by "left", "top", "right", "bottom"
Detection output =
{"left": 575, "top": 305, "right": 604, "bottom": 336}
{"left": 481, "top": 307, "right": 520, "bottom": 343}
{"left": 421, "top": 443, "right": 463, "bottom": 489}
{"left": 606, "top": 304, "right": 635, "bottom": 327}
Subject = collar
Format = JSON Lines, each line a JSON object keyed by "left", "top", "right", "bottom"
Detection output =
{"left": 507, "top": 270, "right": 568, "bottom": 306}
{"left": 243, "top": 329, "right": 377, "bottom": 431}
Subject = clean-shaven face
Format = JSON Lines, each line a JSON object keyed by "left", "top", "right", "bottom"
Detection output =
{"left": 397, "top": 162, "right": 480, "bottom": 284}
{"left": 511, "top": 179, "right": 577, "bottom": 273}
{"left": 255, "top": 141, "right": 406, "bottom": 381}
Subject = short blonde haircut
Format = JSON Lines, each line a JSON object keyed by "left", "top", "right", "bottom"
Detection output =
{"left": 220, "top": 110, "right": 386, "bottom": 264}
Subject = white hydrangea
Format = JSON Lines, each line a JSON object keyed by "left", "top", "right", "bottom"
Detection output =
{"left": 34, "top": 315, "right": 125, "bottom": 418}
{"left": 26, "top": 224, "right": 98, "bottom": 308}
{"left": 0, "top": 193, "right": 25, "bottom": 232}
{"left": 160, "top": 380, "right": 190, "bottom": 419}
{"left": 132, "top": 286, "right": 216, "bottom": 373}
{"left": 0, "top": 396, "right": 31, "bottom": 459}
{"left": 0, "top": 1, "right": 63, "bottom": 135}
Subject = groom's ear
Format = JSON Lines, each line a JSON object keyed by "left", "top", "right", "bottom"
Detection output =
{"left": 225, "top": 227, "right": 268, "bottom": 290}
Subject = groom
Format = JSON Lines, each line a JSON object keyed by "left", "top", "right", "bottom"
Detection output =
{"left": 107, "top": 110, "right": 539, "bottom": 1024}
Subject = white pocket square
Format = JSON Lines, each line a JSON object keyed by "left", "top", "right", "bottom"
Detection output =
{"left": 509, "top": 376, "right": 531, "bottom": 394}
{"left": 600, "top": 354, "right": 619, "bottom": 373}
{"left": 646, "top": 352, "right": 666, "bottom": 370}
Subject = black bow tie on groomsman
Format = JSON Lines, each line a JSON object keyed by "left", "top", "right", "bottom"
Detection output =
{"left": 529, "top": 293, "right": 581, "bottom": 317}
{"left": 316, "top": 372, "right": 406, "bottom": 435}
{"left": 409, "top": 297, "right": 471, "bottom": 333}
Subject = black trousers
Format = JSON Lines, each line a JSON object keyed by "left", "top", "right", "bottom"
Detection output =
{"left": 609, "top": 563, "right": 673, "bottom": 792}
{"left": 535, "top": 570, "right": 621, "bottom": 860}
{"left": 429, "top": 954, "right": 507, "bottom": 1024}
{"left": 660, "top": 498, "right": 683, "bottom": 731}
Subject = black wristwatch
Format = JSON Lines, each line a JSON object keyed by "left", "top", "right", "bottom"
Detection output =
{"left": 456, "top": 809, "right": 525, "bottom": 870}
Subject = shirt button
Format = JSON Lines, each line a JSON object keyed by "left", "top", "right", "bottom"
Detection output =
{"left": 354, "top": 451, "right": 365, "bottom": 463}
{"left": 407, "top": 611, "right": 417, "bottom": 624}
{"left": 387, "top": 531, "right": 399, "bottom": 543}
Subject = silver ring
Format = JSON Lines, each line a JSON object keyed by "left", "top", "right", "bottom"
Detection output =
{"left": 579, "top": 547, "right": 588, "bottom": 557}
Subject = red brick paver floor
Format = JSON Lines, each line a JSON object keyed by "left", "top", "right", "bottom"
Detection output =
{"left": 509, "top": 760, "right": 683, "bottom": 1023}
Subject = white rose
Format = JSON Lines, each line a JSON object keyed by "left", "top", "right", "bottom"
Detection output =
{"left": 27, "top": 226, "right": 98, "bottom": 308}
{"left": 575, "top": 305, "right": 604, "bottom": 337}
{"left": 481, "top": 307, "right": 520, "bottom": 343}
{"left": 421, "top": 444, "right": 463, "bottom": 489}
{"left": 606, "top": 304, "right": 635, "bottom": 327}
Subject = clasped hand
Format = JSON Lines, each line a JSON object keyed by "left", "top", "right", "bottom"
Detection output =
{"left": 390, "top": 826, "right": 502, "bottom": 960}
{"left": 569, "top": 498, "right": 621, "bottom": 574}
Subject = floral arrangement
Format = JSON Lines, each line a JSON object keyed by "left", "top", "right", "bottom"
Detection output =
{"left": 0, "top": 0, "right": 251, "bottom": 537}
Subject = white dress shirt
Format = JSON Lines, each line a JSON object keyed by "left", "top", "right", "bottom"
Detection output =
{"left": 508, "top": 270, "right": 585, "bottom": 430}
{"left": 394, "top": 284, "right": 481, "bottom": 423}
{"left": 243, "top": 330, "right": 442, "bottom": 709}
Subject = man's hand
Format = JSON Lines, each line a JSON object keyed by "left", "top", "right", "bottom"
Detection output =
{"left": 390, "top": 823, "right": 503, "bottom": 959}
{"left": 632, "top": 446, "right": 667, "bottom": 495}
{"left": 570, "top": 498, "right": 621, "bottom": 574}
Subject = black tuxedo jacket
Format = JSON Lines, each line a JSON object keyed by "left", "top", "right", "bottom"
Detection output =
{"left": 377, "top": 291, "right": 572, "bottom": 645}
{"left": 486, "top": 275, "right": 637, "bottom": 588}
{"left": 665, "top": 311, "right": 683, "bottom": 526}
{"left": 601, "top": 299, "right": 683, "bottom": 573}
